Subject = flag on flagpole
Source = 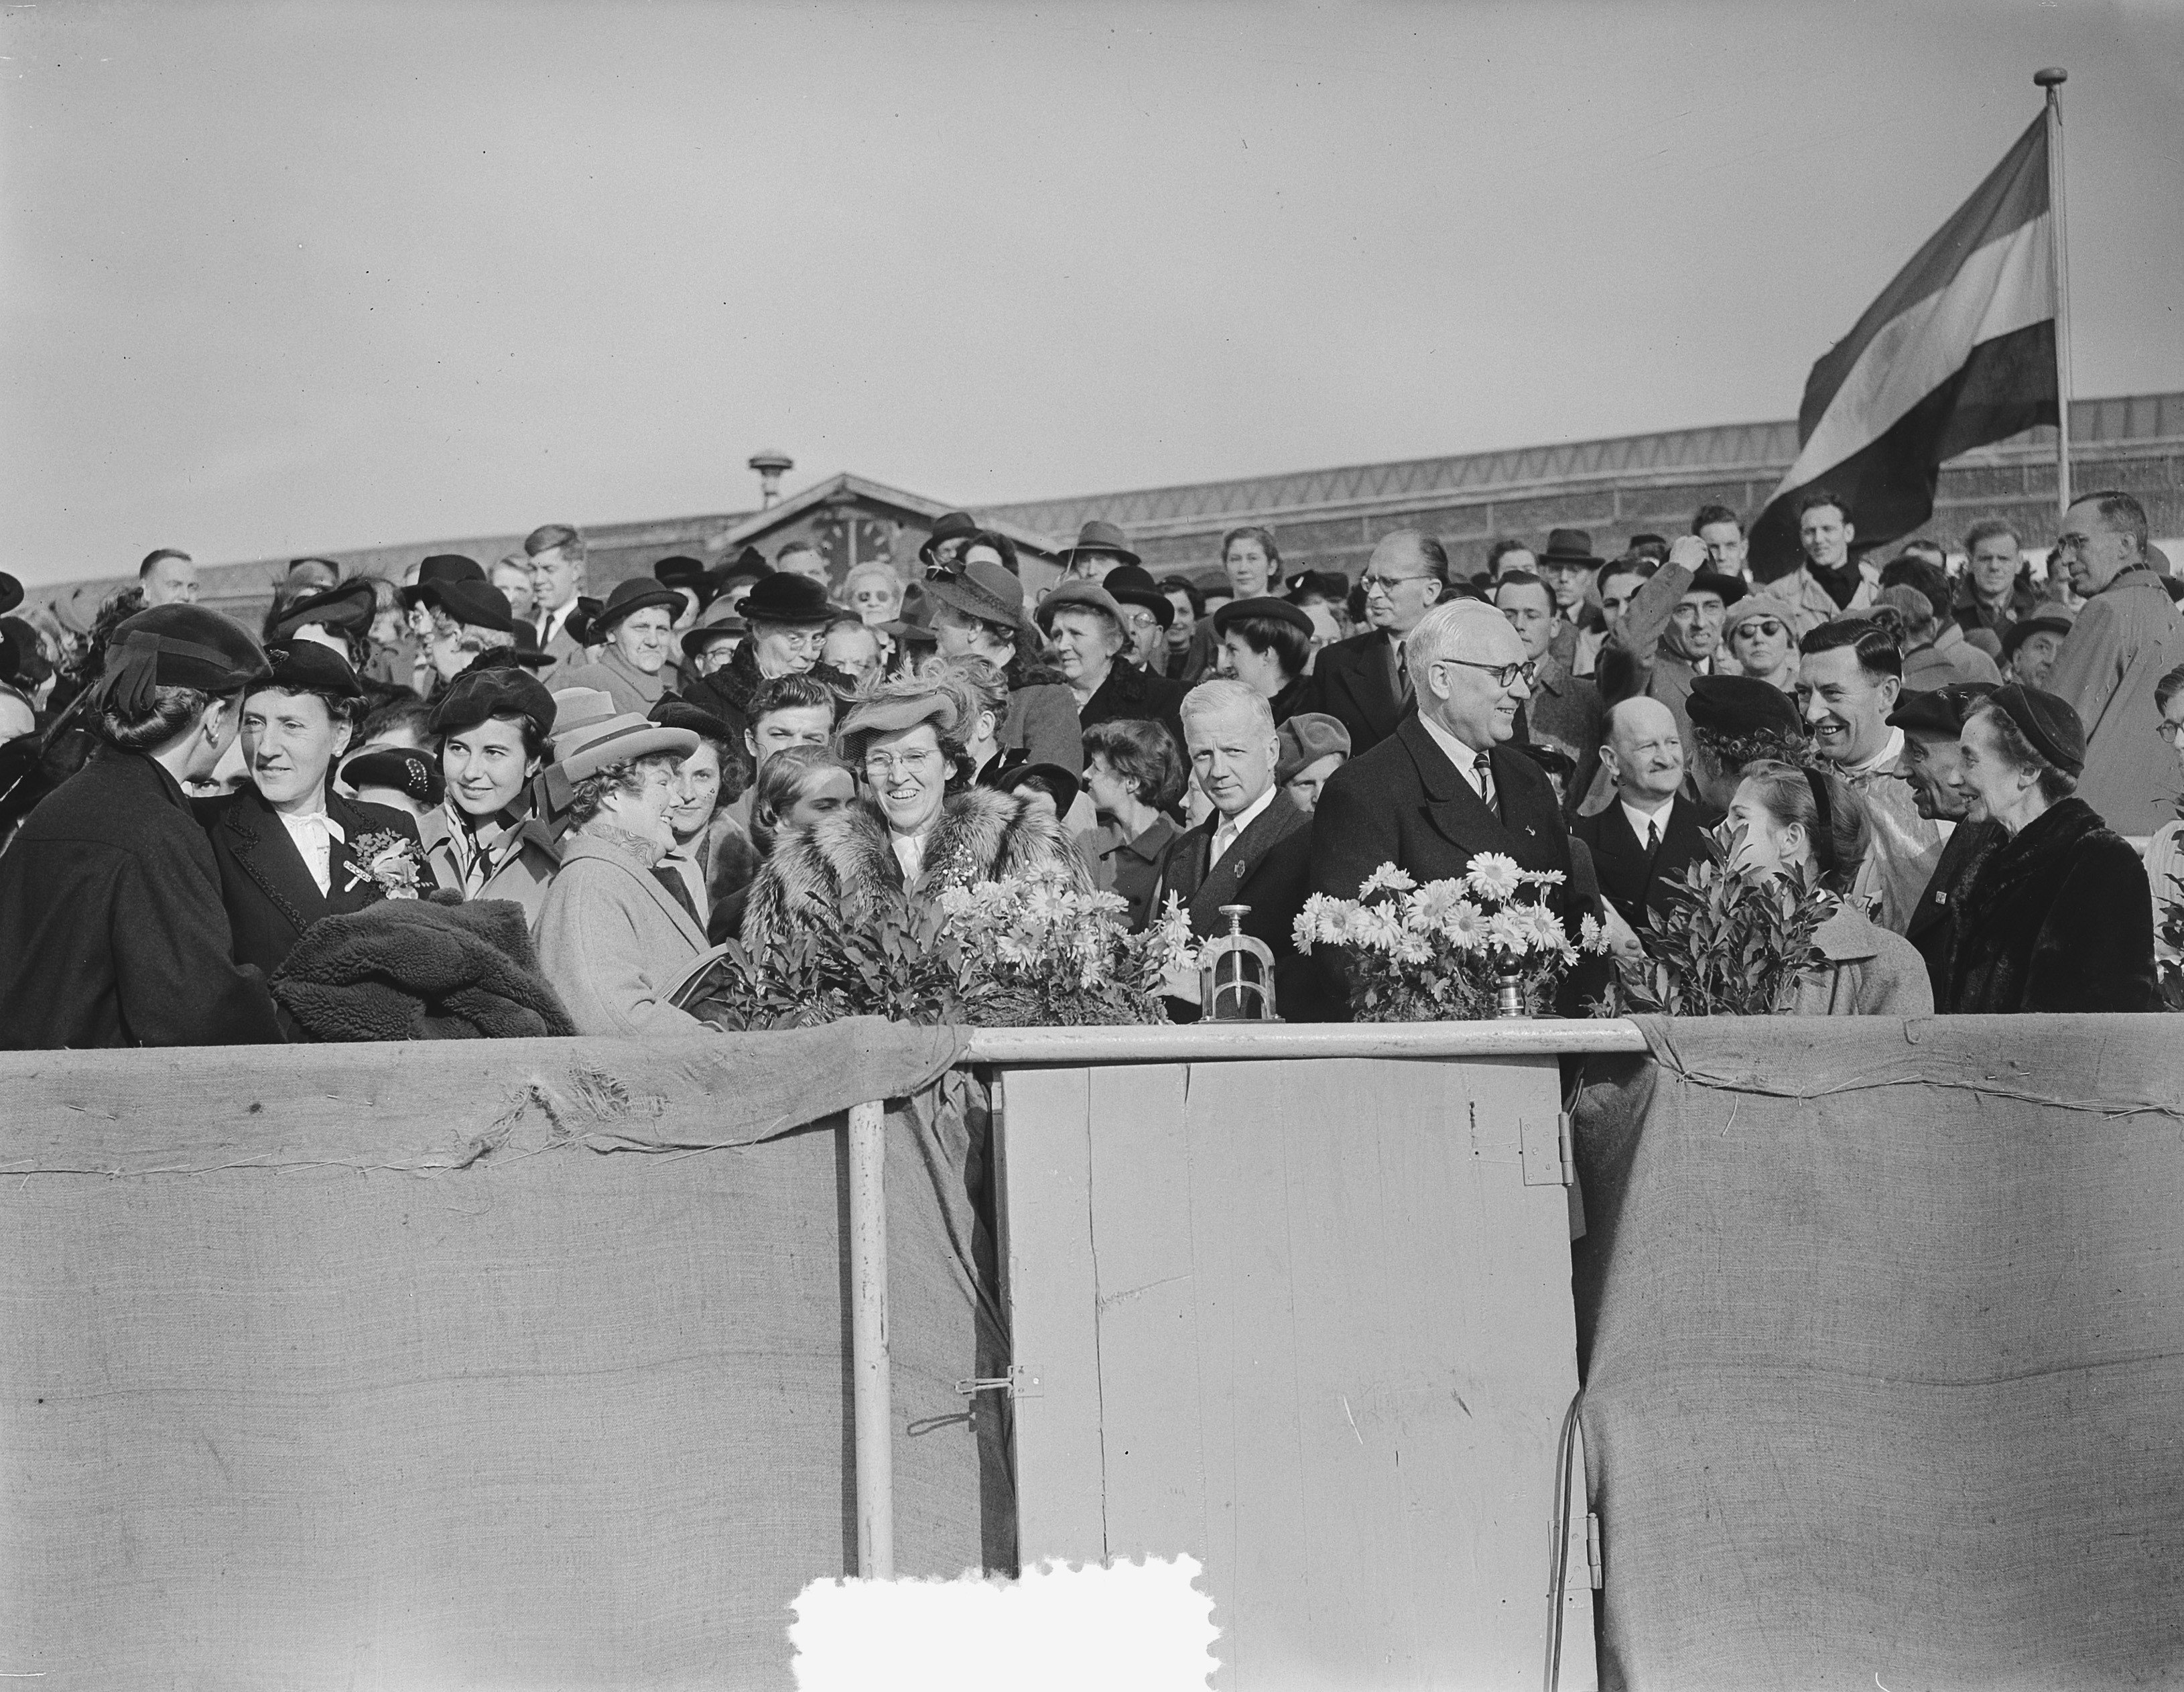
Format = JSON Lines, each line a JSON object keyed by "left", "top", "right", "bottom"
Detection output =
{"left": 1748, "top": 113, "right": 2059, "bottom": 580}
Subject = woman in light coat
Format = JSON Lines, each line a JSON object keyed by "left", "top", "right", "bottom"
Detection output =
{"left": 1725, "top": 759, "right": 1934, "bottom": 1017}
{"left": 530, "top": 705, "right": 711, "bottom": 1036}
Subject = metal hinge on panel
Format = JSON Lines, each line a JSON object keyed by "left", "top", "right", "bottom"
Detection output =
{"left": 955, "top": 1364, "right": 1042, "bottom": 1400}
{"left": 1520, "top": 1112, "right": 1574, "bottom": 1188}
{"left": 1586, "top": 1512, "right": 1604, "bottom": 1589}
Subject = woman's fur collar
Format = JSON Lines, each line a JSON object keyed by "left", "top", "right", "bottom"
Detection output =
{"left": 743, "top": 786, "right": 1088, "bottom": 953}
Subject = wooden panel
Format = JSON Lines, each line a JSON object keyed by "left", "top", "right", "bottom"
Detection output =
{"left": 998, "top": 1053, "right": 1596, "bottom": 1690}
{"left": 992, "top": 1066, "right": 1106, "bottom": 1563}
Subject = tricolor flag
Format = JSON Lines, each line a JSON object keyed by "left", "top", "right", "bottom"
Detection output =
{"left": 1748, "top": 112, "right": 2059, "bottom": 579}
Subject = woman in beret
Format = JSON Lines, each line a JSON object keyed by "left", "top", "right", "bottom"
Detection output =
{"left": 1211, "top": 596, "right": 1316, "bottom": 726}
{"left": 1947, "top": 685, "right": 2157, "bottom": 1013}
{"left": 418, "top": 665, "right": 562, "bottom": 921}
{"left": 1722, "top": 759, "right": 1933, "bottom": 1016}
{"left": 740, "top": 674, "right": 1087, "bottom": 956}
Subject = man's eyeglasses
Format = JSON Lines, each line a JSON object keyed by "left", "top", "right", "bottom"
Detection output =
{"left": 1361, "top": 572, "right": 1432, "bottom": 594}
{"left": 1436, "top": 656, "right": 1537, "bottom": 689}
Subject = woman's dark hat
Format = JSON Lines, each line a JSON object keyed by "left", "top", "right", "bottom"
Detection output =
{"left": 1214, "top": 596, "right": 1315, "bottom": 639}
{"left": 398, "top": 554, "right": 486, "bottom": 610}
{"left": 342, "top": 746, "right": 443, "bottom": 807}
{"left": 1538, "top": 529, "right": 1606, "bottom": 570}
{"left": 649, "top": 699, "right": 736, "bottom": 743}
{"left": 267, "top": 578, "right": 377, "bottom": 646}
{"left": 652, "top": 556, "right": 708, "bottom": 592}
{"left": 92, "top": 605, "right": 270, "bottom": 715}
{"left": 0, "top": 572, "right": 23, "bottom": 618}
{"left": 1059, "top": 519, "right": 1140, "bottom": 570}
{"left": 994, "top": 760, "right": 1081, "bottom": 816}
{"left": 429, "top": 665, "right": 558, "bottom": 742}
{"left": 259, "top": 641, "right": 363, "bottom": 699}
{"left": 434, "top": 578, "right": 521, "bottom": 635}
{"left": 919, "top": 511, "right": 980, "bottom": 567}
{"left": 923, "top": 558, "right": 1031, "bottom": 634}
{"left": 879, "top": 617, "right": 939, "bottom": 649}
{"left": 1984, "top": 683, "right": 2086, "bottom": 775}
{"left": 1999, "top": 604, "right": 2076, "bottom": 661}
{"left": 1102, "top": 565, "right": 1174, "bottom": 628}
{"left": 592, "top": 577, "right": 684, "bottom": 636}
{"left": 1686, "top": 675, "right": 1805, "bottom": 742}
{"left": 738, "top": 572, "right": 836, "bottom": 627}
{"left": 709, "top": 547, "right": 774, "bottom": 594}
{"left": 680, "top": 598, "right": 748, "bottom": 658}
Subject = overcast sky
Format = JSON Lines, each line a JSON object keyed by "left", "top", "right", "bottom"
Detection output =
{"left": 4, "top": 0, "right": 2180, "bottom": 585}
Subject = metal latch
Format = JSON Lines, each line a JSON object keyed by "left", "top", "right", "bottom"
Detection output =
{"left": 1586, "top": 1512, "right": 1604, "bottom": 1589}
{"left": 955, "top": 1364, "right": 1042, "bottom": 1399}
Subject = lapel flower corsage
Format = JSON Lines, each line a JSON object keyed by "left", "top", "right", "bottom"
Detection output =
{"left": 343, "top": 830, "right": 427, "bottom": 900}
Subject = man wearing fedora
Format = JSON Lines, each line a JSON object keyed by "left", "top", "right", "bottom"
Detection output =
{"left": 525, "top": 523, "right": 594, "bottom": 675}
{"left": 707, "top": 547, "right": 773, "bottom": 617}
{"left": 1103, "top": 565, "right": 1177, "bottom": 676}
{"left": 1534, "top": 528, "right": 1609, "bottom": 677}
{"left": 1058, "top": 520, "right": 1139, "bottom": 586}
{"left": 554, "top": 578, "right": 685, "bottom": 716}
{"left": 681, "top": 571, "right": 852, "bottom": 746}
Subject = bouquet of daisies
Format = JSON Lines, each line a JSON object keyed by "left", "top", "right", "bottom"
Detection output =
{"left": 931, "top": 876, "right": 1198, "bottom": 1026}
{"left": 1293, "top": 854, "right": 1602, "bottom": 1021}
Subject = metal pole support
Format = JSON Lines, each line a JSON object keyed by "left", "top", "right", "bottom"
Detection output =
{"left": 846, "top": 1099, "right": 894, "bottom": 1578}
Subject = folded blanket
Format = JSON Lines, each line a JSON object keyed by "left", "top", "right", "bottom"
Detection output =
{"left": 272, "top": 898, "right": 577, "bottom": 1041}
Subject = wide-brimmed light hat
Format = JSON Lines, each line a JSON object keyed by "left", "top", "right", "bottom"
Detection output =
{"left": 548, "top": 687, "right": 698, "bottom": 781}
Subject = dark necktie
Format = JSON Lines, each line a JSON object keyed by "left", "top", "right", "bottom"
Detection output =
{"left": 1646, "top": 818, "right": 1661, "bottom": 856}
{"left": 1474, "top": 751, "right": 1496, "bottom": 814}
{"left": 1390, "top": 636, "right": 1413, "bottom": 706}
{"left": 653, "top": 866, "right": 701, "bottom": 925}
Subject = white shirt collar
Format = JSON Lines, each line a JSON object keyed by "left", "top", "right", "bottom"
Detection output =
{"left": 1210, "top": 785, "right": 1278, "bottom": 866}
{"left": 1417, "top": 712, "right": 1491, "bottom": 798}
{"left": 890, "top": 829, "right": 927, "bottom": 883}
{"left": 1620, "top": 795, "right": 1675, "bottom": 843}
{"left": 275, "top": 807, "right": 345, "bottom": 897}
{"left": 1842, "top": 725, "right": 1905, "bottom": 781}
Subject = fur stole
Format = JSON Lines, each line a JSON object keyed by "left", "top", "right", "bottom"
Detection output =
{"left": 743, "top": 787, "right": 1089, "bottom": 955}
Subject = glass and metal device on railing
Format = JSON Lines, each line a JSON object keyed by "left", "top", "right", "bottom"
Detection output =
{"left": 1199, "top": 904, "right": 1280, "bottom": 1022}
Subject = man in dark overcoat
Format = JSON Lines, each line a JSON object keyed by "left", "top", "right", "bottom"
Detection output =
{"left": 1310, "top": 598, "right": 1604, "bottom": 1017}
{"left": 1571, "top": 697, "right": 1719, "bottom": 935}
{"left": 1301, "top": 529, "right": 1449, "bottom": 756}
{"left": 1886, "top": 684, "right": 2004, "bottom": 1004}
{"left": 1947, "top": 686, "right": 2156, "bottom": 1013}
{"left": 1149, "top": 680, "right": 1318, "bottom": 1020}
{"left": 0, "top": 605, "right": 287, "bottom": 1047}
{"left": 197, "top": 643, "right": 432, "bottom": 980}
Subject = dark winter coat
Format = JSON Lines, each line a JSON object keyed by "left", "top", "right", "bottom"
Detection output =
{"left": 741, "top": 787, "right": 1089, "bottom": 957}
{"left": 0, "top": 746, "right": 286, "bottom": 1047}
{"left": 1570, "top": 791, "right": 1720, "bottom": 934}
{"left": 271, "top": 897, "right": 575, "bottom": 1041}
{"left": 196, "top": 783, "right": 432, "bottom": 981}
{"left": 1302, "top": 627, "right": 1415, "bottom": 755}
{"left": 1075, "top": 660, "right": 1187, "bottom": 753}
{"left": 1309, "top": 714, "right": 1606, "bottom": 1017}
{"left": 1151, "top": 789, "right": 1323, "bottom": 1021}
{"left": 1945, "top": 797, "right": 2157, "bottom": 1014}
{"left": 1903, "top": 816, "right": 2006, "bottom": 1006}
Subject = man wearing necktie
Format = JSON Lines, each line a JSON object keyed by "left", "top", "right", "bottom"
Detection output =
{"left": 1571, "top": 696, "right": 1720, "bottom": 935}
{"left": 196, "top": 643, "right": 436, "bottom": 978}
{"left": 1149, "top": 679, "right": 1318, "bottom": 1019}
{"left": 1309, "top": 598, "right": 1607, "bottom": 1017}
{"left": 1300, "top": 529, "right": 1449, "bottom": 755}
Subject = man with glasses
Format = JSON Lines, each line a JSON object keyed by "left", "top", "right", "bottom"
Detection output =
{"left": 1309, "top": 598, "right": 1601, "bottom": 1015}
{"left": 1301, "top": 529, "right": 1450, "bottom": 755}
{"left": 679, "top": 571, "right": 850, "bottom": 747}
{"left": 2044, "top": 489, "right": 2184, "bottom": 834}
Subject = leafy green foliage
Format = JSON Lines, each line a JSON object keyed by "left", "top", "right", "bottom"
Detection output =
{"left": 1608, "top": 832, "right": 1833, "bottom": 1017}
{"left": 2157, "top": 866, "right": 2184, "bottom": 1013}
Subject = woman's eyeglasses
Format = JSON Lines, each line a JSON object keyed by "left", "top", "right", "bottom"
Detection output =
{"left": 863, "top": 749, "right": 941, "bottom": 778}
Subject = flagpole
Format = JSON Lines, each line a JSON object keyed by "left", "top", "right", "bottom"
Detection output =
{"left": 2036, "top": 67, "right": 2073, "bottom": 515}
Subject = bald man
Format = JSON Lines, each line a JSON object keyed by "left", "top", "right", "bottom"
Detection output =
{"left": 1301, "top": 529, "right": 1450, "bottom": 754}
{"left": 1310, "top": 598, "right": 1606, "bottom": 1016}
{"left": 1570, "top": 696, "right": 1721, "bottom": 933}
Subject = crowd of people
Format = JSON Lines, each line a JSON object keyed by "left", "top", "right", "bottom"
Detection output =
{"left": 0, "top": 481, "right": 2178, "bottom": 1047}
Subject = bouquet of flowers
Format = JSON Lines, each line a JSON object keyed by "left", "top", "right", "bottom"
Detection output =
{"left": 1293, "top": 854, "right": 1600, "bottom": 1021}
{"left": 933, "top": 877, "right": 1196, "bottom": 1027}
{"left": 679, "top": 872, "right": 1195, "bottom": 1032}
{"left": 1602, "top": 833, "right": 1833, "bottom": 1017}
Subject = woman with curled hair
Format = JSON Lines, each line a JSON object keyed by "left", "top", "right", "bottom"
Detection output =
{"left": 1725, "top": 759, "right": 1933, "bottom": 1015}
{"left": 1945, "top": 685, "right": 2156, "bottom": 1013}
{"left": 710, "top": 744, "right": 858, "bottom": 942}
{"left": 739, "top": 672, "right": 1088, "bottom": 955}
{"left": 1081, "top": 718, "right": 1186, "bottom": 929}
{"left": 0, "top": 604, "right": 287, "bottom": 1047}
{"left": 529, "top": 703, "right": 711, "bottom": 1035}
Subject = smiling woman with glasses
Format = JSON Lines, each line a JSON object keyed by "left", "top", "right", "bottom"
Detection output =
{"left": 734, "top": 671, "right": 1089, "bottom": 961}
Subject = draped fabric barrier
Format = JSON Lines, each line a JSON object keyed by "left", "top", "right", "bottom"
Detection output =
{"left": 1573, "top": 1015, "right": 2184, "bottom": 1692}
{"left": 0, "top": 1021, "right": 1011, "bottom": 1691}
